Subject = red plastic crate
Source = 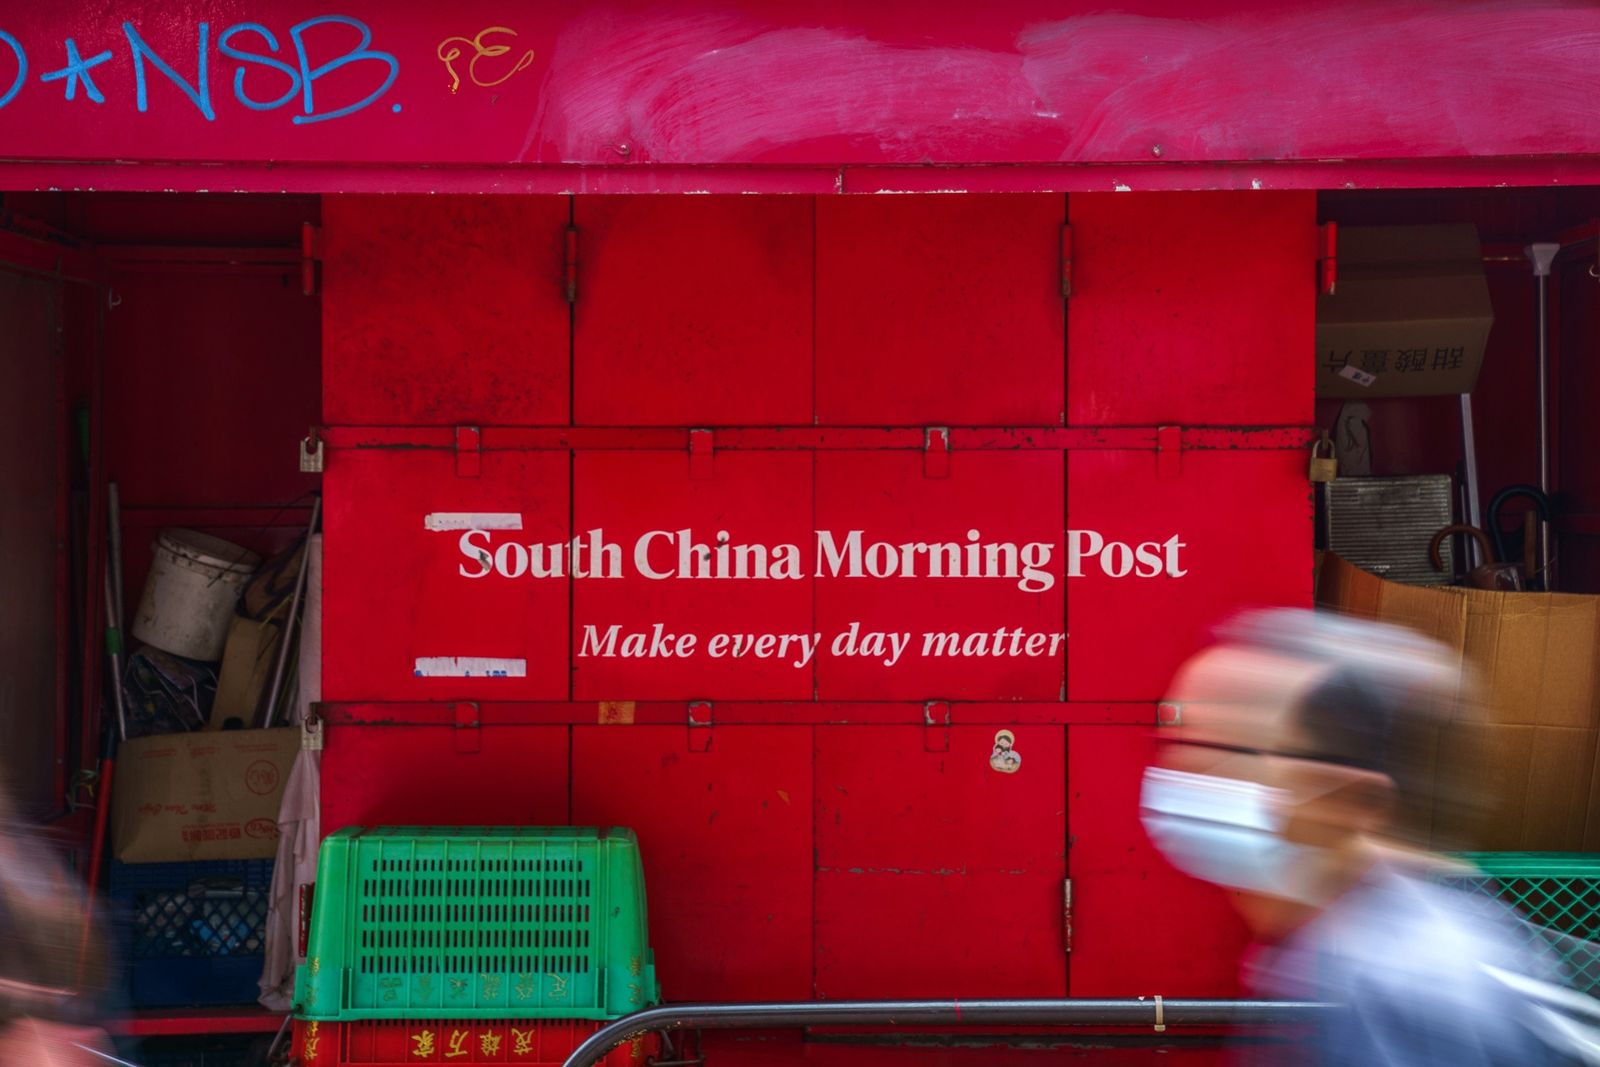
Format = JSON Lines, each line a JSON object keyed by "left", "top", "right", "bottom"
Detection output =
{"left": 294, "top": 1018, "right": 650, "bottom": 1066}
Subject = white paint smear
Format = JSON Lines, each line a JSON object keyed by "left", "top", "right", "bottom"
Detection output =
{"left": 424, "top": 512, "right": 524, "bottom": 531}
{"left": 414, "top": 657, "right": 528, "bottom": 678}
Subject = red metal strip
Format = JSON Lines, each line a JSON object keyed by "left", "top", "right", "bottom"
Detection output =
{"left": 1180, "top": 427, "right": 1318, "bottom": 449}
{"left": 10, "top": 158, "right": 1600, "bottom": 196}
{"left": 322, "top": 425, "right": 1313, "bottom": 451}
{"left": 318, "top": 702, "right": 1158, "bottom": 726}
{"left": 110, "top": 1008, "right": 287, "bottom": 1037}
{"left": 714, "top": 428, "right": 925, "bottom": 450}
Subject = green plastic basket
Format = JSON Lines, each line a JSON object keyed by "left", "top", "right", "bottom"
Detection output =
{"left": 1438, "top": 852, "right": 1600, "bottom": 993}
{"left": 294, "top": 827, "right": 659, "bottom": 1022}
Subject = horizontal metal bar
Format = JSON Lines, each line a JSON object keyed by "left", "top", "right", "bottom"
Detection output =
{"left": 318, "top": 426, "right": 1314, "bottom": 453}
{"left": 7, "top": 156, "right": 1600, "bottom": 195}
{"left": 315, "top": 701, "right": 1159, "bottom": 728}
{"left": 98, "top": 244, "right": 299, "bottom": 265}
{"left": 562, "top": 1000, "right": 1335, "bottom": 1067}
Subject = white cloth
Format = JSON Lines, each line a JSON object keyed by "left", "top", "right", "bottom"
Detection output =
{"left": 258, "top": 534, "right": 322, "bottom": 1011}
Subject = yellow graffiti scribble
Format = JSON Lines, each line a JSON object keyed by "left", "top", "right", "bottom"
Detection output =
{"left": 438, "top": 27, "right": 535, "bottom": 94}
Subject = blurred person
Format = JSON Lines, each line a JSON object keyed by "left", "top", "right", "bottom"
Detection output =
{"left": 0, "top": 784, "right": 112, "bottom": 1065}
{"left": 1141, "top": 608, "right": 1582, "bottom": 1066}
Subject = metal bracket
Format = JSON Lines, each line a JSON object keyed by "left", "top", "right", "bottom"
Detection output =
{"left": 924, "top": 427, "right": 950, "bottom": 479}
{"left": 689, "top": 429, "right": 714, "bottom": 480}
{"left": 1156, "top": 426, "right": 1182, "bottom": 479}
{"left": 453, "top": 702, "right": 481, "bottom": 753}
{"left": 299, "top": 427, "right": 325, "bottom": 473}
{"left": 1318, "top": 222, "right": 1337, "bottom": 296}
{"left": 1060, "top": 223, "right": 1074, "bottom": 299}
{"left": 301, "top": 221, "right": 322, "bottom": 297}
{"left": 923, "top": 701, "right": 951, "bottom": 751}
{"left": 688, "top": 701, "right": 713, "bottom": 752}
{"left": 456, "top": 426, "right": 482, "bottom": 478}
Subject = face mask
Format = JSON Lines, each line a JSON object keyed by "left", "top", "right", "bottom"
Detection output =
{"left": 1140, "top": 765, "right": 1326, "bottom": 903}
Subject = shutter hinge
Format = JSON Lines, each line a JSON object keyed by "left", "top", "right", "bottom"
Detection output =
{"left": 453, "top": 701, "right": 481, "bottom": 753}
{"left": 923, "top": 701, "right": 951, "bottom": 751}
{"left": 456, "top": 426, "right": 481, "bottom": 477}
{"left": 1060, "top": 223, "right": 1073, "bottom": 299}
{"left": 301, "top": 222, "right": 322, "bottom": 297}
{"left": 688, "top": 701, "right": 713, "bottom": 752}
{"left": 924, "top": 427, "right": 950, "bottom": 479}
{"left": 1062, "top": 878, "right": 1073, "bottom": 953}
{"left": 564, "top": 224, "right": 579, "bottom": 304}
{"left": 1318, "top": 222, "right": 1337, "bottom": 296}
{"left": 1157, "top": 425, "right": 1182, "bottom": 479}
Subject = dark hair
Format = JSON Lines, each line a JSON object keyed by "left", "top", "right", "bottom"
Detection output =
{"left": 1293, "top": 665, "right": 1396, "bottom": 774}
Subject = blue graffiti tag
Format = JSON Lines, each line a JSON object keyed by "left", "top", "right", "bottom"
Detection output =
{"left": 288, "top": 16, "right": 398, "bottom": 125}
{"left": 0, "top": 30, "right": 23, "bottom": 109}
{"left": 217, "top": 23, "right": 299, "bottom": 111}
{"left": 125, "top": 21, "right": 215, "bottom": 121}
{"left": 0, "top": 15, "right": 399, "bottom": 122}
{"left": 40, "top": 38, "right": 112, "bottom": 103}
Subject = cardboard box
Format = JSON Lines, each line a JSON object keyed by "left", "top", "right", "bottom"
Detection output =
{"left": 210, "top": 616, "right": 282, "bottom": 730}
{"left": 112, "top": 727, "right": 297, "bottom": 862}
{"left": 1317, "top": 553, "right": 1600, "bottom": 850}
{"left": 1316, "top": 224, "right": 1494, "bottom": 399}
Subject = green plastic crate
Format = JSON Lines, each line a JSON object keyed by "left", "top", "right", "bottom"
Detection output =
{"left": 1438, "top": 852, "right": 1600, "bottom": 993}
{"left": 293, "top": 827, "right": 659, "bottom": 1022}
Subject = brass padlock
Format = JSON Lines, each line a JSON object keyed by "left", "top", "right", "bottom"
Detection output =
{"left": 1309, "top": 434, "right": 1338, "bottom": 483}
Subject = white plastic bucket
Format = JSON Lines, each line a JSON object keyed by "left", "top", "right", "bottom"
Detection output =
{"left": 132, "top": 529, "right": 261, "bottom": 661}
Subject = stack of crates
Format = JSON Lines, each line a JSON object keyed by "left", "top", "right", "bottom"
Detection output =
{"left": 109, "top": 858, "right": 274, "bottom": 1007}
{"left": 292, "top": 827, "right": 660, "bottom": 1067}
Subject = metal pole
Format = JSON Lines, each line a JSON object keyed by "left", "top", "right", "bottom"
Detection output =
{"left": 108, "top": 481, "right": 124, "bottom": 625}
{"left": 261, "top": 495, "right": 320, "bottom": 728}
{"left": 1528, "top": 243, "right": 1559, "bottom": 589}
{"left": 560, "top": 999, "right": 1335, "bottom": 1067}
{"left": 1459, "top": 393, "right": 1482, "bottom": 568}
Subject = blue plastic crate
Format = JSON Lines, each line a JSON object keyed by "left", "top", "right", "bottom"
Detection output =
{"left": 109, "top": 859, "right": 273, "bottom": 1008}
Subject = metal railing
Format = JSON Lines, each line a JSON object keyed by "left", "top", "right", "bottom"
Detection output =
{"left": 561, "top": 998, "right": 1335, "bottom": 1067}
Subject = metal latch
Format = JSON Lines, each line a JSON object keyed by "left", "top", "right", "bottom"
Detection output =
{"left": 300, "top": 427, "right": 325, "bottom": 473}
{"left": 454, "top": 702, "right": 480, "bottom": 753}
{"left": 923, "top": 701, "right": 950, "bottom": 751}
{"left": 1157, "top": 426, "right": 1182, "bottom": 479}
{"left": 924, "top": 428, "right": 950, "bottom": 479}
{"left": 689, "top": 429, "right": 713, "bottom": 480}
{"left": 688, "top": 702, "right": 713, "bottom": 752}
{"left": 456, "top": 426, "right": 481, "bottom": 478}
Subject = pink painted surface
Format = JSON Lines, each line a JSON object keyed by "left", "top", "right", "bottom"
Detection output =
{"left": 0, "top": 2, "right": 1599, "bottom": 191}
